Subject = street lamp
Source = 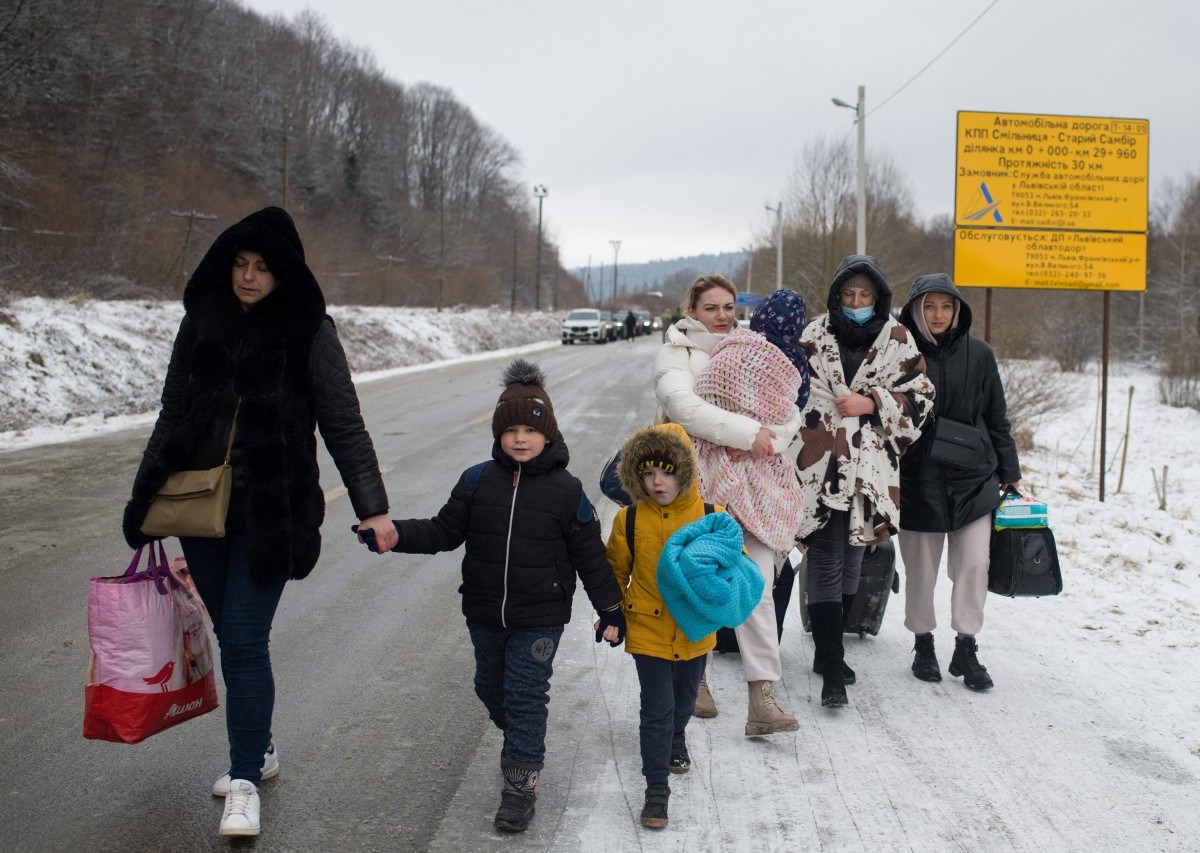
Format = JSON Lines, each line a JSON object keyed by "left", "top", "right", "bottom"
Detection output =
{"left": 609, "top": 239, "right": 621, "bottom": 304}
{"left": 533, "top": 184, "right": 548, "bottom": 310}
{"left": 832, "top": 85, "right": 866, "bottom": 255}
{"left": 765, "top": 202, "right": 783, "bottom": 291}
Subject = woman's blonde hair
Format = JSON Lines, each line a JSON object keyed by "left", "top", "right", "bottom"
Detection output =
{"left": 682, "top": 274, "right": 738, "bottom": 315}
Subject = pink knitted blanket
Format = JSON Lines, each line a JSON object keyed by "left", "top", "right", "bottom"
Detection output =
{"left": 692, "top": 330, "right": 804, "bottom": 551}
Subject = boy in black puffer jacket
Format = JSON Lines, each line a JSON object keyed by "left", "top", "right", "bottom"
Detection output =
{"left": 358, "top": 359, "right": 625, "bottom": 833}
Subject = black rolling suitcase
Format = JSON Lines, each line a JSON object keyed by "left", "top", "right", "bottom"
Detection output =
{"left": 797, "top": 540, "right": 899, "bottom": 636}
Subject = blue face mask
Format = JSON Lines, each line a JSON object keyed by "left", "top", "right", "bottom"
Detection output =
{"left": 841, "top": 304, "right": 875, "bottom": 325}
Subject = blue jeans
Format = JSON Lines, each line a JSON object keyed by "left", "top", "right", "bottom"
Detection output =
{"left": 805, "top": 509, "right": 865, "bottom": 604}
{"left": 633, "top": 654, "right": 706, "bottom": 785}
{"left": 180, "top": 533, "right": 286, "bottom": 785}
{"left": 466, "top": 620, "right": 562, "bottom": 768}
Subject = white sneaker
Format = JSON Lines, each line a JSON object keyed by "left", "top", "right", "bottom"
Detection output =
{"left": 219, "top": 780, "right": 260, "bottom": 837}
{"left": 212, "top": 744, "right": 280, "bottom": 797}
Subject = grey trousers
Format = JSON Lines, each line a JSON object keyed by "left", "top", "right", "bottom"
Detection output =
{"left": 898, "top": 513, "right": 992, "bottom": 636}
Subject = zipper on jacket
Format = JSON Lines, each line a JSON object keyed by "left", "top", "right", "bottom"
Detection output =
{"left": 500, "top": 465, "right": 521, "bottom": 628}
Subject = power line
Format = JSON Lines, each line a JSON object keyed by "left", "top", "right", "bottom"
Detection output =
{"left": 867, "top": 0, "right": 1001, "bottom": 118}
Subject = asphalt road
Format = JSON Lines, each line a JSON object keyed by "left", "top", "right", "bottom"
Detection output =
{"left": 0, "top": 335, "right": 660, "bottom": 852}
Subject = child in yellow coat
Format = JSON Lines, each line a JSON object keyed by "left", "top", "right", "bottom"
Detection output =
{"left": 603, "top": 423, "right": 762, "bottom": 830}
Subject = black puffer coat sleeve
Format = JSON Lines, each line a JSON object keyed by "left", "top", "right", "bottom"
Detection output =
{"left": 311, "top": 319, "right": 390, "bottom": 520}
{"left": 979, "top": 343, "right": 1021, "bottom": 484}
{"left": 123, "top": 317, "right": 195, "bottom": 548}
{"left": 565, "top": 492, "right": 623, "bottom": 613}
{"left": 391, "top": 471, "right": 473, "bottom": 554}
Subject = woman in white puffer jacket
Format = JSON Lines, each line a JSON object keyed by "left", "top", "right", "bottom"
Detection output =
{"left": 652, "top": 274, "right": 802, "bottom": 736}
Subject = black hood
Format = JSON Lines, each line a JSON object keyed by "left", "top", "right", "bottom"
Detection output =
{"left": 899, "top": 273, "right": 974, "bottom": 350}
{"left": 826, "top": 254, "right": 892, "bottom": 346}
{"left": 182, "top": 206, "right": 327, "bottom": 345}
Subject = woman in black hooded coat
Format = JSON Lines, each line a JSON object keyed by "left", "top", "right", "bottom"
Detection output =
{"left": 122, "top": 207, "right": 398, "bottom": 838}
{"left": 897, "top": 273, "right": 1021, "bottom": 691}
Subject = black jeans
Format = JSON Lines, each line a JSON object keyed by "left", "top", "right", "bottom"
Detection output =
{"left": 804, "top": 509, "right": 865, "bottom": 604}
{"left": 633, "top": 654, "right": 706, "bottom": 785}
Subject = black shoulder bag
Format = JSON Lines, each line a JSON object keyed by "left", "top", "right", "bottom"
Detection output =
{"left": 927, "top": 342, "right": 986, "bottom": 470}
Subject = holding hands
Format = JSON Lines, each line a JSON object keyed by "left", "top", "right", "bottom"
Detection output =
{"left": 594, "top": 606, "right": 626, "bottom": 646}
{"left": 353, "top": 515, "right": 399, "bottom": 552}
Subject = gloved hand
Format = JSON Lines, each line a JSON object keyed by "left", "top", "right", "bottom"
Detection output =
{"left": 595, "top": 606, "right": 626, "bottom": 646}
{"left": 352, "top": 524, "right": 378, "bottom": 552}
{"left": 122, "top": 499, "right": 155, "bottom": 550}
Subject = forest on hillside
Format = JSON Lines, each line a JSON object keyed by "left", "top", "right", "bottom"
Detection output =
{"left": 0, "top": 0, "right": 583, "bottom": 309}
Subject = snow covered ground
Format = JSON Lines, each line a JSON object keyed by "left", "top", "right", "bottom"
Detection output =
{"left": 3, "top": 297, "right": 1198, "bottom": 849}
{"left": 432, "top": 358, "right": 1200, "bottom": 852}
{"left": 0, "top": 296, "right": 562, "bottom": 445}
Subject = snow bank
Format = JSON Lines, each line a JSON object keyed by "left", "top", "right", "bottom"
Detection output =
{"left": 0, "top": 297, "right": 561, "bottom": 445}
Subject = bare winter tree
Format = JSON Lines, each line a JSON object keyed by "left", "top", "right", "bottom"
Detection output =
{"left": 1148, "top": 174, "right": 1200, "bottom": 407}
{"left": 0, "top": 0, "right": 548, "bottom": 306}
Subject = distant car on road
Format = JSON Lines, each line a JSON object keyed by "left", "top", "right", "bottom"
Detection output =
{"left": 561, "top": 309, "right": 606, "bottom": 344}
{"left": 636, "top": 310, "right": 653, "bottom": 336}
{"left": 599, "top": 310, "right": 621, "bottom": 341}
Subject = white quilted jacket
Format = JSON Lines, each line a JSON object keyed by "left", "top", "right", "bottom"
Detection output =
{"left": 653, "top": 318, "right": 801, "bottom": 454}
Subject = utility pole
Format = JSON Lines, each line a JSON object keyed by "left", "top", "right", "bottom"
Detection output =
{"left": 832, "top": 85, "right": 866, "bottom": 254}
{"left": 584, "top": 255, "right": 592, "bottom": 305}
{"left": 281, "top": 105, "right": 290, "bottom": 209}
{"left": 533, "top": 185, "right": 548, "bottom": 310}
{"left": 551, "top": 247, "right": 559, "bottom": 311}
{"left": 765, "top": 202, "right": 783, "bottom": 290}
{"left": 510, "top": 225, "right": 518, "bottom": 314}
{"left": 610, "top": 240, "right": 621, "bottom": 306}
{"left": 436, "top": 181, "right": 446, "bottom": 312}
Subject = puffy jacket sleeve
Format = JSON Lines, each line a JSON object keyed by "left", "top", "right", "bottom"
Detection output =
{"left": 567, "top": 489, "right": 623, "bottom": 613}
{"left": 652, "top": 342, "right": 760, "bottom": 450}
{"left": 605, "top": 506, "right": 634, "bottom": 592}
{"left": 123, "top": 316, "right": 195, "bottom": 548}
{"left": 766, "top": 405, "right": 803, "bottom": 455}
{"left": 979, "top": 342, "right": 1021, "bottom": 483}
{"left": 391, "top": 469, "right": 473, "bottom": 554}
{"left": 310, "top": 319, "right": 390, "bottom": 520}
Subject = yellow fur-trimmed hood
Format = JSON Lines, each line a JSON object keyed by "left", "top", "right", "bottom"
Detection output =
{"left": 618, "top": 422, "right": 698, "bottom": 505}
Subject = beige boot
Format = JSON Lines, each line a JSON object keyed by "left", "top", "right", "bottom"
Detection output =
{"left": 693, "top": 672, "right": 717, "bottom": 718}
{"left": 745, "top": 681, "right": 799, "bottom": 736}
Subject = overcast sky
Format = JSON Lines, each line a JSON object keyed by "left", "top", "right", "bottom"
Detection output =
{"left": 240, "top": 0, "right": 1199, "bottom": 269}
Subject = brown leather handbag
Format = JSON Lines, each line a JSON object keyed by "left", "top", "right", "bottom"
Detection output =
{"left": 140, "top": 406, "right": 237, "bottom": 539}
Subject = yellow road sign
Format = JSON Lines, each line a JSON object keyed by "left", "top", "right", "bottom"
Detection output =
{"left": 955, "top": 111, "right": 1148, "bottom": 232}
{"left": 954, "top": 228, "right": 1146, "bottom": 292}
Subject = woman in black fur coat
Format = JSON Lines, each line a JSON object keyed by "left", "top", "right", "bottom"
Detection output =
{"left": 122, "top": 207, "right": 398, "bottom": 838}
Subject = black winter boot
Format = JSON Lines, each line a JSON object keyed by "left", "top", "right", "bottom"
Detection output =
{"left": 812, "top": 594, "right": 858, "bottom": 685}
{"left": 911, "top": 633, "right": 942, "bottom": 682}
{"left": 669, "top": 731, "right": 690, "bottom": 773}
{"left": 807, "top": 602, "right": 848, "bottom": 708}
{"left": 640, "top": 784, "right": 671, "bottom": 829}
{"left": 949, "top": 635, "right": 994, "bottom": 691}
{"left": 494, "top": 761, "right": 539, "bottom": 832}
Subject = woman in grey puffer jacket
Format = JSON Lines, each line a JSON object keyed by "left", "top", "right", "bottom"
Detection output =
{"left": 897, "top": 273, "right": 1021, "bottom": 691}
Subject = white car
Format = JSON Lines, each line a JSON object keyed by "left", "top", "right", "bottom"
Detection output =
{"left": 561, "top": 309, "right": 607, "bottom": 344}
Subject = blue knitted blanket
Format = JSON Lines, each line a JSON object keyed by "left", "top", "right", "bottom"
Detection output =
{"left": 656, "top": 512, "right": 764, "bottom": 642}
